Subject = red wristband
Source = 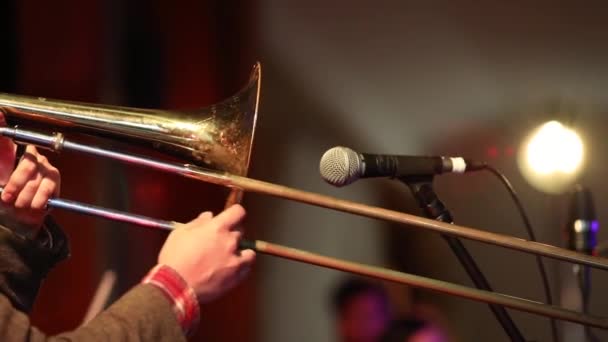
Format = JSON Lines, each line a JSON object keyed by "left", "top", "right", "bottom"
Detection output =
{"left": 142, "top": 264, "right": 200, "bottom": 336}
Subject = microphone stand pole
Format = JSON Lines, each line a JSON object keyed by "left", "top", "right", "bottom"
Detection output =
{"left": 562, "top": 184, "right": 599, "bottom": 342}
{"left": 400, "top": 176, "right": 525, "bottom": 342}
{"left": 578, "top": 264, "right": 597, "bottom": 341}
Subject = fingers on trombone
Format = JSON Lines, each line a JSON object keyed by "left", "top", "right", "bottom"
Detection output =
{"left": 230, "top": 230, "right": 243, "bottom": 250}
{"left": 14, "top": 172, "right": 43, "bottom": 210}
{"left": 180, "top": 211, "right": 213, "bottom": 230}
{"left": 197, "top": 211, "right": 213, "bottom": 221}
{"left": 2, "top": 145, "right": 40, "bottom": 204}
{"left": 236, "top": 249, "right": 256, "bottom": 280}
{"left": 214, "top": 204, "right": 246, "bottom": 231}
{"left": 3, "top": 146, "right": 58, "bottom": 210}
{"left": 30, "top": 152, "right": 59, "bottom": 210}
{"left": 0, "top": 116, "right": 16, "bottom": 176}
{"left": 233, "top": 228, "right": 254, "bottom": 262}
{"left": 31, "top": 176, "right": 57, "bottom": 210}
{"left": 239, "top": 248, "right": 256, "bottom": 265}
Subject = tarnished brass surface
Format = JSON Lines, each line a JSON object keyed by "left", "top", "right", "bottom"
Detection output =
{"left": 0, "top": 63, "right": 261, "bottom": 176}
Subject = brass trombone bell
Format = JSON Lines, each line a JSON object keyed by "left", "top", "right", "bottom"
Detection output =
{"left": 0, "top": 63, "right": 261, "bottom": 177}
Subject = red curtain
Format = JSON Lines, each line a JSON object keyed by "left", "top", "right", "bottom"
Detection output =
{"left": 16, "top": 1, "right": 256, "bottom": 340}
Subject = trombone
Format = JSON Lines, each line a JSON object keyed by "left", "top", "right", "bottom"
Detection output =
{"left": 0, "top": 63, "right": 607, "bottom": 329}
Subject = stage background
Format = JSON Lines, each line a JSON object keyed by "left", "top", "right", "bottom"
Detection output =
{"left": 1, "top": 1, "right": 608, "bottom": 341}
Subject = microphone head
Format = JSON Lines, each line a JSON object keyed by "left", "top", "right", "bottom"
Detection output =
{"left": 319, "top": 146, "right": 363, "bottom": 187}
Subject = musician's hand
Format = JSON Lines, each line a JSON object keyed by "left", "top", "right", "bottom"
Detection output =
{"left": 0, "top": 112, "right": 17, "bottom": 183}
{"left": 158, "top": 204, "right": 256, "bottom": 303}
{"left": 0, "top": 143, "right": 60, "bottom": 233}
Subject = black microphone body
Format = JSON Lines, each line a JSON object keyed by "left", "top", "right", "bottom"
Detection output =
{"left": 319, "top": 146, "right": 485, "bottom": 187}
{"left": 360, "top": 153, "right": 453, "bottom": 178}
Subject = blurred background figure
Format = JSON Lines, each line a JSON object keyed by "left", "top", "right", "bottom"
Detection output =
{"left": 330, "top": 277, "right": 393, "bottom": 342}
{"left": 330, "top": 277, "right": 449, "bottom": 342}
{"left": 381, "top": 318, "right": 448, "bottom": 342}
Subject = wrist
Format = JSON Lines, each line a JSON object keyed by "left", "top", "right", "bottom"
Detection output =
{"left": 0, "top": 204, "right": 43, "bottom": 240}
{"left": 141, "top": 264, "right": 200, "bottom": 337}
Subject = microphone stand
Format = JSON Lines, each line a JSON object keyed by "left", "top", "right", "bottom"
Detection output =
{"left": 578, "top": 265, "right": 597, "bottom": 341}
{"left": 400, "top": 176, "right": 524, "bottom": 342}
{"left": 563, "top": 184, "right": 599, "bottom": 342}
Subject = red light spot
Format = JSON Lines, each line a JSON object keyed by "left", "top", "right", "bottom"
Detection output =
{"left": 487, "top": 146, "right": 499, "bottom": 158}
{"left": 505, "top": 147, "right": 515, "bottom": 157}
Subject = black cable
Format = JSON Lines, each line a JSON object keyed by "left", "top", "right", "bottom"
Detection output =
{"left": 483, "top": 165, "right": 558, "bottom": 342}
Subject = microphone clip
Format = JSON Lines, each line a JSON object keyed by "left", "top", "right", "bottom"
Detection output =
{"left": 399, "top": 176, "right": 453, "bottom": 223}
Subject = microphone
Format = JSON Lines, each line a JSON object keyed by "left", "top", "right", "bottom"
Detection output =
{"left": 566, "top": 185, "right": 598, "bottom": 255}
{"left": 319, "top": 146, "right": 485, "bottom": 187}
{"left": 560, "top": 184, "right": 598, "bottom": 341}
{"left": 320, "top": 146, "right": 525, "bottom": 339}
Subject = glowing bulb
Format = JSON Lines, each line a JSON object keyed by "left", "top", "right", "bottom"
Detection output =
{"left": 518, "top": 120, "right": 585, "bottom": 194}
{"left": 526, "top": 121, "right": 584, "bottom": 174}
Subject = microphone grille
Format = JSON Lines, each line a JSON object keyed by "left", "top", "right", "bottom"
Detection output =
{"left": 319, "top": 146, "right": 363, "bottom": 187}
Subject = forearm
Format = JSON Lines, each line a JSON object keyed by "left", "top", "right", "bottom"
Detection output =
{"left": 0, "top": 210, "right": 198, "bottom": 341}
{"left": 0, "top": 284, "right": 186, "bottom": 342}
{"left": 0, "top": 215, "right": 68, "bottom": 312}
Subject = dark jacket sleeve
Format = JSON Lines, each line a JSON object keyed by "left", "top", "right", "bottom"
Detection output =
{"left": 0, "top": 284, "right": 187, "bottom": 342}
{"left": 0, "top": 216, "right": 69, "bottom": 312}
{"left": 0, "top": 216, "right": 187, "bottom": 341}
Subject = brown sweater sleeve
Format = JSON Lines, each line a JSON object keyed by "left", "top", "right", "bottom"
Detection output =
{"left": 0, "top": 215, "right": 187, "bottom": 341}
{"left": 0, "top": 284, "right": 187, "bottom": 342}
{"left": 0, "top": 216, "right": 69, "bottom": 312}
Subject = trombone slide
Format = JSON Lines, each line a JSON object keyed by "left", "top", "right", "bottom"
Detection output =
{"left": 2, "top": 185, "right": 605, "bottom": 329}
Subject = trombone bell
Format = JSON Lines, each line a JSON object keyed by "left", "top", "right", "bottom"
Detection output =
{"left": 0, "top": 63, "right": 261, "bottom": 176}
